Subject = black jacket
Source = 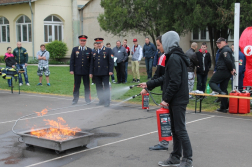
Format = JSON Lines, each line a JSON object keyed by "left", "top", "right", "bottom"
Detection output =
{"left": 185, "top": 48, "right": 199, "bottom": 72}
{"left": 217, "top": 45, "right": 234, "bottom": 72}
{"left": 147, "top": 47, "right": 190, "bottom": 105}
{"left": 70, "top": 46, "right": 93, "bottom": 75}
{"left": 5, "top": 57, "right": 16, "bottom": 67}
{"left": 196, "top": 51, "right": 211, "bottom": 75}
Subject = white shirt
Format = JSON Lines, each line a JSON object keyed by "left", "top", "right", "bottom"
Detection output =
{"left": 203, "top": 53, "right": 206, "bottom": 71}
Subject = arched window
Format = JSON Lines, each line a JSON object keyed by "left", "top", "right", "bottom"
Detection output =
{"left": 0, "top": 17, "right": 10, "bottom": 42}
{"left": 16, "top": 15, "right": 32, "bottom": 42}
{"left": 44, "top": 15, "right": 63, "bottom": 42}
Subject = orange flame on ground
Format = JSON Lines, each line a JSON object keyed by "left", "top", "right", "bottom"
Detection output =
{"left": 31, "top": 109, "right": 81, "bottom": 141}
{"left": 35, "top": 108, "right": 48, "bottom": 116}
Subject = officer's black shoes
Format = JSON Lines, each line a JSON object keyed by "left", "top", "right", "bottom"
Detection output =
{"left": 158, "top": 155, "right": 180, "bottom": 166}
{"left": 217, "top": 108, "right": 227, "bottom": 113}
{"left": 178, "top": 158, "right": 193, "bottom": 167}
{"left": 104, "top": 103, "right": 110, "bottom": 107}
{"left": 132, "top": 79, "right": 136, "bottom": 83}
{"left": 72, "top": 101, "right": 78, "bottom": 105}
{"left": 136, "top": 79, "right": 140, "bottom": 83}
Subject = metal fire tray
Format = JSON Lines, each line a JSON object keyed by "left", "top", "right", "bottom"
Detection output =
{"left": 18, "top": 127, "right": 93, "bottom": 154}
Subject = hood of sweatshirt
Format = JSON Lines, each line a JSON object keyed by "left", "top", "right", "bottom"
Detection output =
{"left": 199, "top": 49, "right": 208, "bottom": 53}
{"left": 162, "top": 31, "right": 180, "bottom": 54}
{"left": 5, "top": 53, "right": 14, "bottom": 60}
{"left": 162, "top": 31, "right": 190, "bottom": 67}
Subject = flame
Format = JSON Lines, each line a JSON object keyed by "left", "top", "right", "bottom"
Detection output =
{"left": 35, "top": 108, "right": 48, "bottom": 116}
{"left": 31, "top": 109, "right": 81, "bottom": 141}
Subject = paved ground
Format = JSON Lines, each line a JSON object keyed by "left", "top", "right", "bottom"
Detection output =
{"left": 0, "top": 90, "right": 251, "bottom": 167}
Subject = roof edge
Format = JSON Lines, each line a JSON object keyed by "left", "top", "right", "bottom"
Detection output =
{"left": 0, "top": 0, "right": 36, "bottom": 6}
{"left": 79, "top": 0, "right": 93, "bottom": 10}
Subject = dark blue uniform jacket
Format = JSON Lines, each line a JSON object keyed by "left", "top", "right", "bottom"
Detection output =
{"left": 70, "top": 46, "right": 93, "bottom": 75}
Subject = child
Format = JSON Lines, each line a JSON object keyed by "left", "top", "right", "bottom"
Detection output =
{"left": 5, "top": 47, "right": 16, "bottom": 87}
{"left": 36, "top": 44, "right": 50, "bottom": 86}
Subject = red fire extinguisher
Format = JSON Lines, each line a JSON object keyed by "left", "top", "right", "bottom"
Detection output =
{"left": 142, "top": 93, "right": 149, "bottom": 109}
{"left": 156, "top": 106, "right": 172, "bottom": 142}
{"left": 229, "top": 87, "right": 239, "bottom": 114}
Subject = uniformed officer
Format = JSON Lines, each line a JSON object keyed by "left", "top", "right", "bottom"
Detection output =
{"left": 90, "top": 38, "right": 114, "bottom": 107}
{"left": 70, "top": 35, "right": 93, "bottom": 105}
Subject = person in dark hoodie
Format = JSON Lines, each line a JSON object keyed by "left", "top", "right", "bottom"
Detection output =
{"left": 209, "top": 37, "right": 235, "bottom": 113}
{"left": 196, "top": 42, "right": 211, "bottom": 92}
{"left": 186, "top": 42, "right": 199, "bottom": 98}
{"left": 139, "top": 31, "right": 193, "bottom": 167}
{"left": 5, "top": 47, "right": 16, "bottom": 87}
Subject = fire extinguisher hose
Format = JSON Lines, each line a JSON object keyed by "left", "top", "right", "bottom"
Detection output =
{"left": 144, "top": 88, "right": 161, "bottom": 106}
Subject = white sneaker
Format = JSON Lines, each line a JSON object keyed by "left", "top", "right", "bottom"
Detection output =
{"left": 26, "top": 83, "right": 30, "bottom": 86}
{"left": 91, "top": 83, "right": 94, "bottom": 85}
{"left": 19, "top": 83, "right": 23, "bottom": 86}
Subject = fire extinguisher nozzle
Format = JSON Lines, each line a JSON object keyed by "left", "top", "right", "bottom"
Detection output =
{"left": 129, "top": 85, "right": 140, "bottom": 89}
{"left": 132, "top": 93, "right": 141, "bottom": 98}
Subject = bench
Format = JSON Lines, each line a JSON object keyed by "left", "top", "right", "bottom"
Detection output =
{"left": 189, "top": 92, "right": 252, "bottom": 113}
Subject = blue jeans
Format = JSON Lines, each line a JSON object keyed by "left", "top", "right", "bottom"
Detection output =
{"left": 16, "top": 64, "right": 29, "bottom": 84}
{"left": 111, "top": 74, "right": 115, "bottom": 81}
{"left": 145, "top": 57, "right": 154, "bottom": 79}
{"left": 197, "top": 74, "right": 208, "bottom": 92}
{"left": 125, "top": 61, "right": 128, "bottom": 82}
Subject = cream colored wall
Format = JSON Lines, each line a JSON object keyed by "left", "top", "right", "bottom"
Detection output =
{"left": 0, "top": 3, "right": 33, "bottom": 57}
{"left": 0, "top": 0, "right": 73, "bottom": 58}
{"left": 180, "top": 33, "right": 191, "bottom": 52}
{"left": 34, "top": 0, "right": 73, "bottom": 57}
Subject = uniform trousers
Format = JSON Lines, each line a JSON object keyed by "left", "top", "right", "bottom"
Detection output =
{"left": 73, "top": 75, "right": 91, "bottom": 103}
{"left": 95, "top": 75, "right": 110, "bottom": 105}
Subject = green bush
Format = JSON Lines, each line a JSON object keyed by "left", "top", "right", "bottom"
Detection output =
{"left": 49, "top": 60, "right": 65, "bottom": 65}
{"left": 45, "top": 40, "right": 68, "bottom": 61}
{"left": 28, "top": 58, "right": 38, "bottom": 64}
{"left": 0, "top": 55, "right": 5, "bottom": 63}
{"left": 65, "top": 60, "right": 70, "bottom": 65}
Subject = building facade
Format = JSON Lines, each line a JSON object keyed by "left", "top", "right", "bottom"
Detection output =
{"left": 0, "top": 0, "right": 234, "bottom": 60}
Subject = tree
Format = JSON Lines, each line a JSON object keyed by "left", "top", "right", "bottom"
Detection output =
{"left": 98, "top": 0, "right": 176, "bottom": 46}
{"left": 172, "top": 0, "right": 252, "bottom": 66}
{"left": 98, "top": 0, "right": 252, "bottom": 66}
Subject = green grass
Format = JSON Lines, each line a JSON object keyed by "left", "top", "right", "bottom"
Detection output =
{"left": 0, "top": 66, "right": 162, "bottom": 103}
{"left": 0, "top": 66, "right": 251, "bottom": 116}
